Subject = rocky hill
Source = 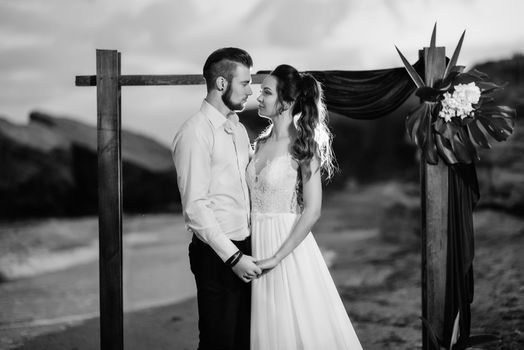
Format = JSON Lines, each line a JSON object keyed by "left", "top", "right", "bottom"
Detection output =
{"left": 0, "top": 112, "right": 179, "bottom": 219}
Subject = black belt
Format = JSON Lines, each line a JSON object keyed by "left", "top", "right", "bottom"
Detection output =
{"left": 191, "top": 233, "right": 249, "bottom": 246}
{"left": 191, "top": 233, "right": 204, "bottom": 245}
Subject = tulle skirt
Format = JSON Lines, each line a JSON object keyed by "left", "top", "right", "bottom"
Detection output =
{"left": 250, "top": 212, "right": 363, "bottom": 350}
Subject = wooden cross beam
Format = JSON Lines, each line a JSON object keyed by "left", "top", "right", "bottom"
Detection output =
{"left": 76, "top": 49, "right": 448, "bottom": 350}
{"left": 76, "top": 73, "right": 267, "bottom": 86}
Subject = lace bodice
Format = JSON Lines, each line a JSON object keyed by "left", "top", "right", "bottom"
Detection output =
{"left": 247, "top": 153, "right": 302, "bottom": 214}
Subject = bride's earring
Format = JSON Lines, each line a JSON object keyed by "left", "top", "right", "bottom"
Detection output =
{"left": 293, "top": 114, "right": 301, "bottom": 129}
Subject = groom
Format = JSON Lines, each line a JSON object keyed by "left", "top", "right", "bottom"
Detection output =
{"left": 172, "top": 47, "right": 261, "bottom": 350}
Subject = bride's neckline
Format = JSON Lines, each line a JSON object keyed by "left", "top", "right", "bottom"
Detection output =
{"left": 252, "top": 153, "right": 295, "bottom": 178}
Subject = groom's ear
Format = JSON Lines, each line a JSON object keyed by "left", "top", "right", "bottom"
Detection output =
{"left": 216, "top": 76, "right": 227, "bottom": 92}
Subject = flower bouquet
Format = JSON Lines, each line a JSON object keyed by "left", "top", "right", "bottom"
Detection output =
{"left": 396, "top": 26, "right": 515, "bottom": 165}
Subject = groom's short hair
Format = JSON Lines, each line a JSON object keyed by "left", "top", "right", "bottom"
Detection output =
{"left": 203, "top": 47, "right": 253, "bottom": 92}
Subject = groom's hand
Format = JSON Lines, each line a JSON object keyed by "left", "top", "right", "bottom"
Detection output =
{"left": 232, "top": 255, "right": 262, "bottom": 283}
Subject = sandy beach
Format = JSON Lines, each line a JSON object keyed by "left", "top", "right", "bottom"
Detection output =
{"left": 1, "top": 182, "right": 523, "bottom": 349}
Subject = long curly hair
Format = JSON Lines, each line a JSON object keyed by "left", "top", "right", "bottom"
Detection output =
{"left": 257, "top": 64, "right": 335, "bottom": 181}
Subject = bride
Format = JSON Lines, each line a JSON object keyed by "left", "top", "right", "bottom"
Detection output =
{"left": 248, "top": 64, "right": 363, "bottom": 349}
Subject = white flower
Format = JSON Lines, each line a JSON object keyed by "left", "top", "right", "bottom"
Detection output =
{"left": 224, "top": 120, "right": 234, "bottom": 134}
{"left": 224, "top": 114, "right": 239, "bottom": 134}
{"left": 438, "top": 83, "right": 481, "bottom": 122}
{"left": 455, "top": 82, "right": 481, "bottom": 105}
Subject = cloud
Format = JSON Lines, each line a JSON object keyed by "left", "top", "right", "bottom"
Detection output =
{"left": 244, "top": 0, "right": 351, "bottom": 47}
{"left": 1, "top": 0, "right": 523, "bottom": 144}
{"left": 0, "top": 31, "right": 54, "bottom": 50}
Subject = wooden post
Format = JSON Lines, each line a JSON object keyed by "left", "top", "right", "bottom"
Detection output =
{"left": 76, "top": 52, "right": 267, "bottom": 349}
{"left": 96, "top": 49, "right": 123, "bottom": 350}
{"left": 420, "top": 46, "right": 447, "bottom": 350}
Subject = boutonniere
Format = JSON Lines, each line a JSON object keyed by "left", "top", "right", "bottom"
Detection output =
{"left": 224, "top": 114, "right": 239, "bottom": 135}
{"left": 224, "top": 119, "right": 235, "bottom": 134}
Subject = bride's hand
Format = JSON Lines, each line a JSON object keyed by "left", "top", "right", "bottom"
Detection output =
{"left": 256, "top": 256, "right": 279, "bottom": 274}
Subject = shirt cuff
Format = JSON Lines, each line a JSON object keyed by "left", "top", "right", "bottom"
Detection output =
{"left": 206, "top": 233, "right": 240, "bottom": 262}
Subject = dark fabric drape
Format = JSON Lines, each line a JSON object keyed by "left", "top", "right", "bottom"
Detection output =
{"left": 311, "top": 59, "right": 423, "bottom": 119}
{"left": 258, "top": 60, "right": 423, "bottom": 120}
{"left": 308, "top": 61, "right": 480, "bottom": 348}
{"left": 443, "top": 163, "right": 479, "bottom": 346}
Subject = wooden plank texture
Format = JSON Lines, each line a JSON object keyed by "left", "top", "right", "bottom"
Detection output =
{"left": 420, "top": 46, "right": 448, "bottom": 350}
{"left": 76, "top": 73, "right": 267, "bottom": 86}
{"left": 96, "top": 49, "right": 123, "bottom": 350}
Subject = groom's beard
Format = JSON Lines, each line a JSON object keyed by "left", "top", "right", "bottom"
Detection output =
{"left": 222, "top": 84, "right": 245, "bottom": 112}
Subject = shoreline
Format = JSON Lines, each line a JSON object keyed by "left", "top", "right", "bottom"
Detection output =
{"left": 1, "top": 184, "right": 523, "bottom": 349}
{"left": 2, "top": 297, "right": 201, "bottom": 350}
{"left": 0, "top": 214, "right": 189, "bottom": 282}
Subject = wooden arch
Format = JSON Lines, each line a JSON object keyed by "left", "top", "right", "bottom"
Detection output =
{"left": 76, "top": 47, "right": 447, "bottom": 350}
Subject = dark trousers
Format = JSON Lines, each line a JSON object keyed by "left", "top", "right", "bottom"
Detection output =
{"left": 189, "top": 235, "right": 251, "bottom": 350}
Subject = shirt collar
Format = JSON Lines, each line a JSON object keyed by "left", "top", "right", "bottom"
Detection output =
{"left": 200, "top": 100, "right": 239, "bottom": 129}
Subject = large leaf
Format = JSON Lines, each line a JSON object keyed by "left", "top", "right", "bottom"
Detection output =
{"left": 396, "top": 46, "right": 425, "bottom": 88}
{"left": 416, "top": 86, "right": 444, "bottom": 102}
{"left": 450, "top": 127, "right": 475, "bottom": 163}
{"left": 430, "top": 22, "right": 437, "bottom": 49}
{"left": 435, "top": 117, "right": 455, "bottom": 139}
{"left": 398, "top": 28, "right": 516, "bottom": 166}
{"left": 435, "top": 133, "right": 458, "bottom": 164}
{"left": 476, "top": 110, "right": 515, "bottom": 142}
{"left": 436, "top": 120, "right": 471, "bottom": 163}
{"left": 406, "top": 103, "right": 430, "bottom": 146}
{"left": 454, "top": 334, "right": 500, "bottom": 350}
{"left": 449, "top": 312, "right": 461, "bottom": 350}
{"left": 443, "top": 30, "right": 466, "bottom": 80}
{"left": 425, "top": 118, "right": 439, "bottom": 164}
{"left": 441, "top": 68, "right": 464, "bottom": 89}
{"left": 478, "top": 81, "right": 503, "bottom": 92}
{"left": 424, "top": 45, "right": 444, "bottom": 87}
{"left": 467, "top": 122, "right": 491, "bottom": 149}
{"left": 481, "top": 87, "right": 504, "bottom": 99}
{"left": 424, "top": 24, "right": 445, "bottom": 86}
{"left": 458, "top": 127, "right": 479, "bottom": 161}
{"left": 417, "top": 104, "right": 433, "bottom": 150}
{"left": 405, "top": 103, "right": 441, "bottom": 164}
{"left": 462, "top": 69, "right": 489, "bottom": 81}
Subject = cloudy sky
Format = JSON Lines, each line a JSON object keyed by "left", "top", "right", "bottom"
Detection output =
{"left": 1, "top": 0, "right": 523, "bottom": 145}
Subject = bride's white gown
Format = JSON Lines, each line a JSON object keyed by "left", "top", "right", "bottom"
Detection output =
{"left": 248, "top": 153, "right": 363, "bottom": 350}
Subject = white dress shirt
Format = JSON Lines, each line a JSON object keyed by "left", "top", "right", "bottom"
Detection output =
{"left": 172, "top": 100, "right": 252, "bottom": 262}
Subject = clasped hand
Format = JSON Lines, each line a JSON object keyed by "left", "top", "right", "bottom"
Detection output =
{"left": 232, "top": 255, "right": 262, "bottom": 283}
{"left": 255, "top": 256, "right": 279, "bottom": 273}
{"left": 232, "top": 255, "right": 280, "bottom": 283}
